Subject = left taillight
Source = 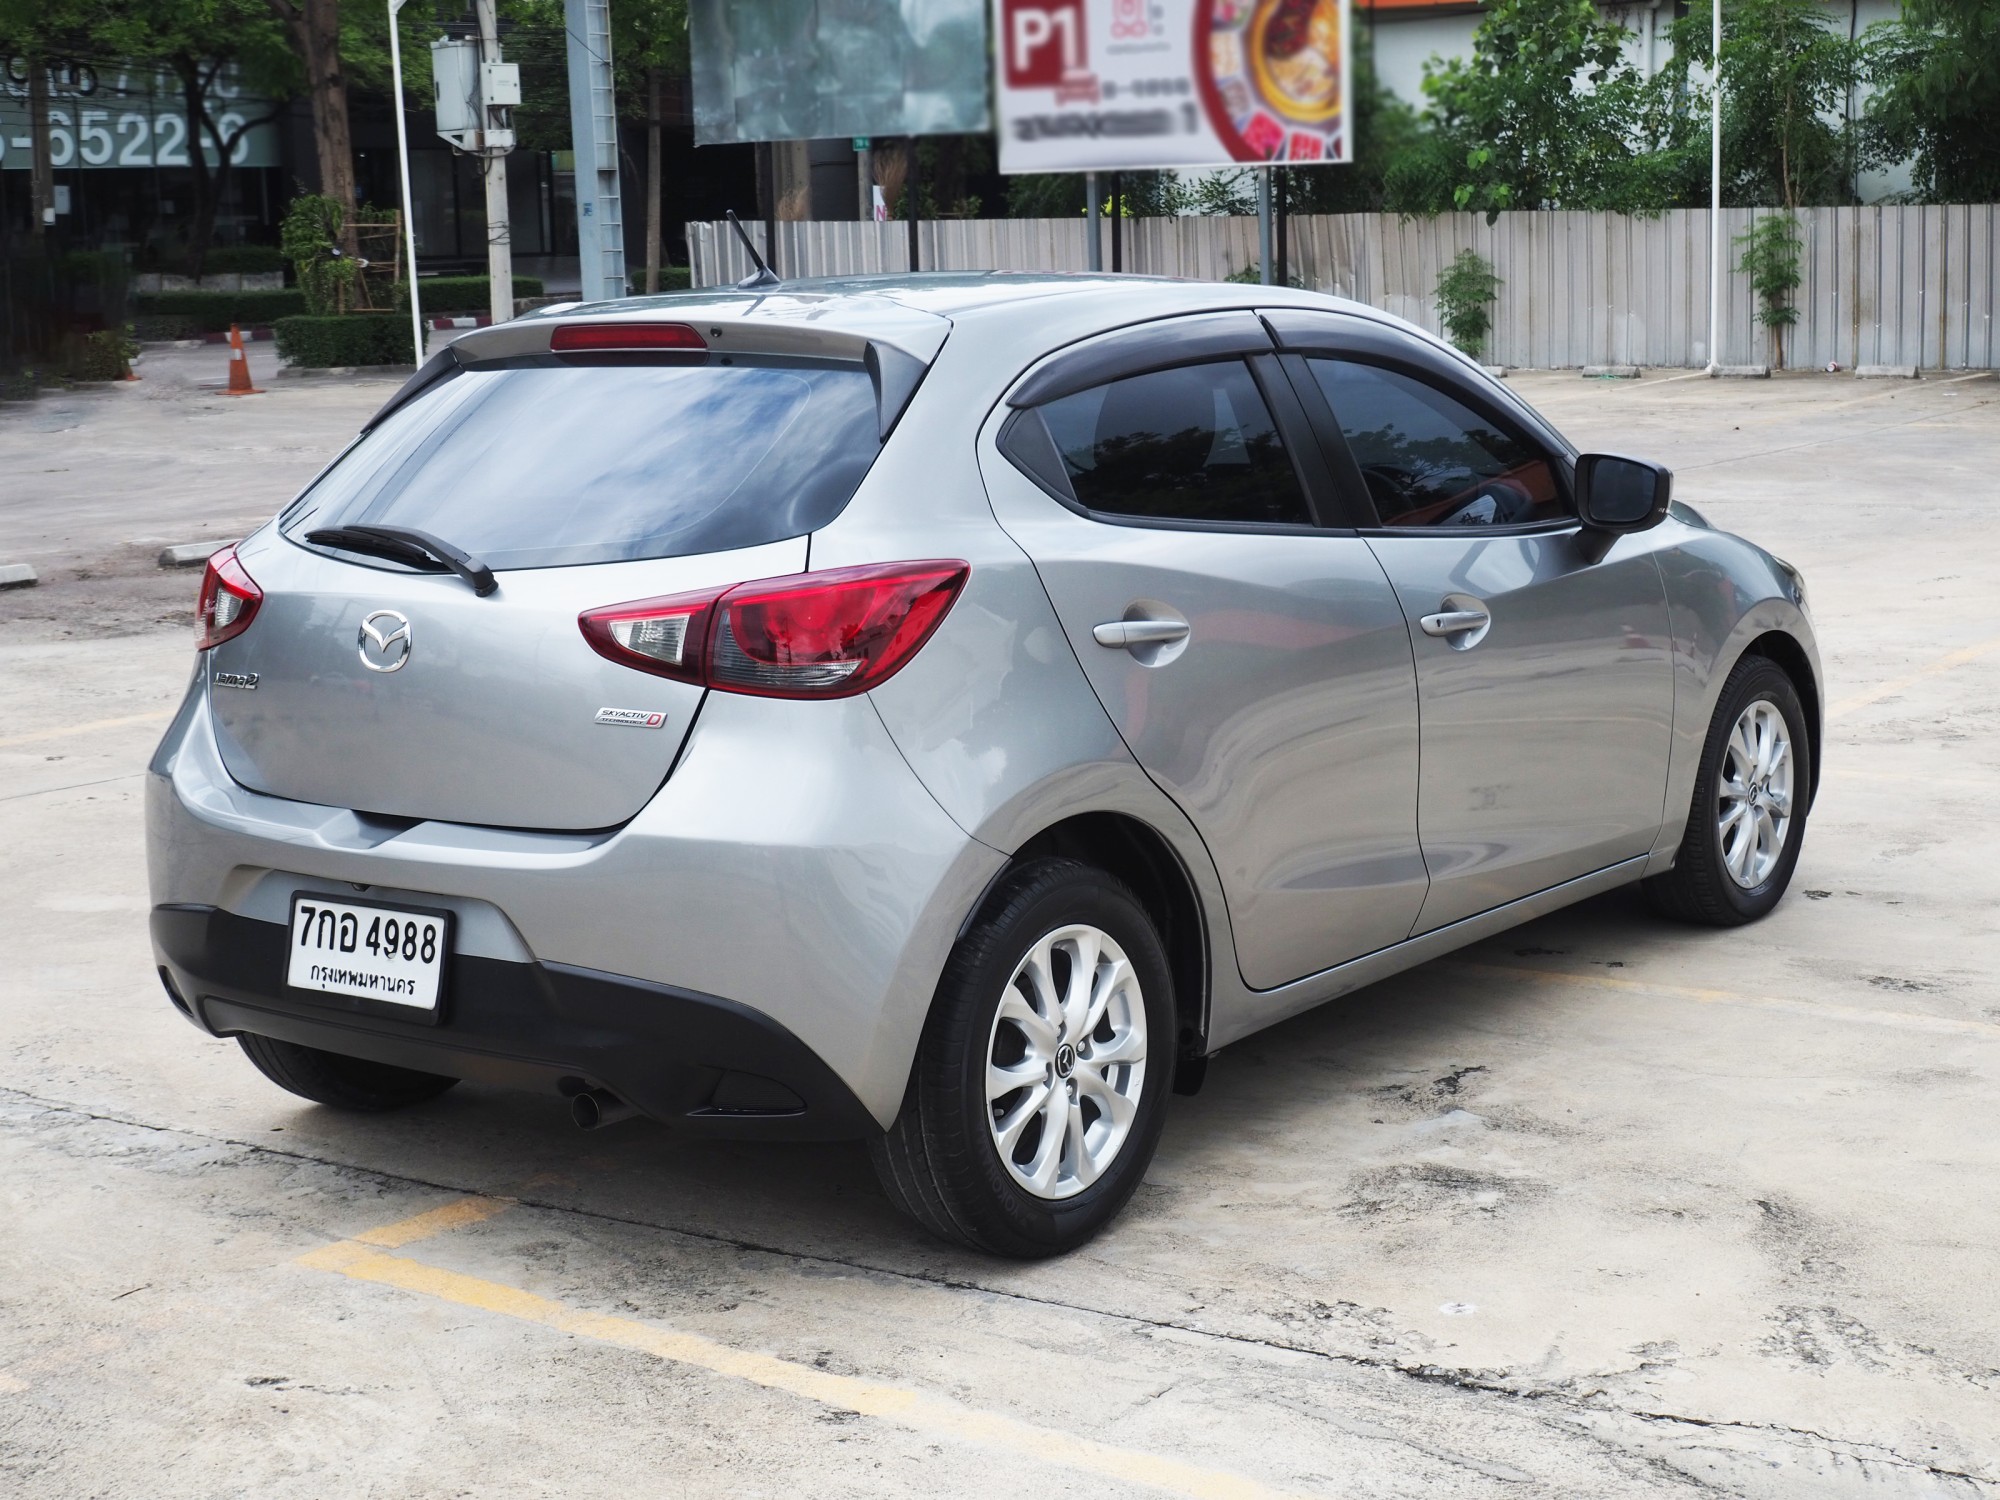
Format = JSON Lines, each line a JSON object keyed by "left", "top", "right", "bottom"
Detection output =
{"left": 579, "top": 560, "right": 968, "bottom": 699}
{"left": 196, "top": 544, "right": 262, "bottom": 650}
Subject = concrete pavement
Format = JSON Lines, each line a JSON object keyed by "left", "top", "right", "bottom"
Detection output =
{"left": 2, "top": 368, "right": 1996, "bottom": 1497}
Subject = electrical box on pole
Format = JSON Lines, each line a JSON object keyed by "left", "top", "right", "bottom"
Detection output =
{"left": 431, "top": 12, "right": 520, "bottom": 325}
{"left": 430, "top": 36, "right": 519, "bottom": 152}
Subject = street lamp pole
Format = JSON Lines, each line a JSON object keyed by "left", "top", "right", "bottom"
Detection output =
{"left": 1708, "top": 0, "right": 1722, "bottom": 373}
{"left": 388, "top": 0, "right": 425, "bottom": 365}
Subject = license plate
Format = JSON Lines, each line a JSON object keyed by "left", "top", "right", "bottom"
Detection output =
{"left": 286, "top": 895, "right": 451, "bottom": 1013}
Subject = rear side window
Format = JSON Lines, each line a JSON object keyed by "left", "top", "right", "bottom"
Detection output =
{"left": 284, "top": 360, "right": 883, "bottom": 570}
{"left": 1306, "top": 359, "right": 1565, "bottom": 529}
{"left": 1030, "top": 360, "right": 1311, "bottom": 527}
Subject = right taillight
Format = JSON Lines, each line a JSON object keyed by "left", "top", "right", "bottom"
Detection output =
{"left": 579, "top": 560, "right": 967, "bottom": 699}
{"left": 196, "top": 544, "right": 262, "bottom": 650}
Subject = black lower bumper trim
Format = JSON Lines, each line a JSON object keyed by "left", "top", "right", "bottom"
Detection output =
{"left": 150, "top": 904, "right": 879, "bottom": 1142}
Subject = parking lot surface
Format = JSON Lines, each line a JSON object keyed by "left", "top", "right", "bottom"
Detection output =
{"left": 3, "top": 361, "right": 1997, "bottom": 1497}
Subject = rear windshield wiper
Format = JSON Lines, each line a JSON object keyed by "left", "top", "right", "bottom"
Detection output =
{"left": 304, "top": 523, "right": 498, "bottom": 597}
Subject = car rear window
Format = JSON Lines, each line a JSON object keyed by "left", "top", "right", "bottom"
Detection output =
{"left": 282, "top": 359, "right": 883, "bottom": 570}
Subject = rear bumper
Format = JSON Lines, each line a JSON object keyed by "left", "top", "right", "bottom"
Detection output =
{"left": 146, "top": 669, "right": 1006, "bottom": 1129}
{"left": 152, "top": 904, "right": 878, "bottom": 1140}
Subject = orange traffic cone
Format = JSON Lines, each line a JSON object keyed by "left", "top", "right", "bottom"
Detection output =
{"left": 224, "top": 322, "right": 261, "bottom": 396}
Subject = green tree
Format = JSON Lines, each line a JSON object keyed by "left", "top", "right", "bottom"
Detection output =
{"left": 1863, "top": 0, "right": 2000, "bottom": 203}
{"left": 508, "top": 0, "right": 687, "bottom": 285}
{"left": 92, "top": 0, "right": 300, "bottom": 270}
{"left": 1392, "top": 0, "right": 1684, "bottom": 220}
{"left": 1434, "top": 248, "right": 1501, "bottom": 356}
{"left": 1659, "top": 0, "right": 1863, "bottom": 210}
{"left": 1736, "top": 211, "right": 1803, "bottom": 368}
{"left": 263, "top": 0, "right": 358, "bottom": 235}
{"left": 0, "top": 0, "right": 98, "bottom": 243}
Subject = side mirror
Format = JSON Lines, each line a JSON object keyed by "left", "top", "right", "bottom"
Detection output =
{"left": 1576, "top": 453, "right": 1672, "bottom": 533}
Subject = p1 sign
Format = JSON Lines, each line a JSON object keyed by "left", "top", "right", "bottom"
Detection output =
{"left": 1005, "top": 0, "right": 1088, "bottom": 88}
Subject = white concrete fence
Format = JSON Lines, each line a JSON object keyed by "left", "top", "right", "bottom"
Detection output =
{"left": 687, "top": 205, "right": 2000, "bottom": 371}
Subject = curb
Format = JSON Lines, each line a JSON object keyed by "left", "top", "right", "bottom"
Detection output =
{"left": 0, "top": 562, "right": 38, "bottom": 589}
{"left": 274, "top": 364, "right": 418, "bottom": 379}
{"left": 1856, "top": 364, "right": 1918, "bottom": 379}
{"left": 1582, "top": 364, "right": 1641, "bottom": 379}
{"left": 1712, "top": 365, "right": 1771, "bottom": 378}
{"left": 158, "top": 542, "right": 233, "bottom": 568}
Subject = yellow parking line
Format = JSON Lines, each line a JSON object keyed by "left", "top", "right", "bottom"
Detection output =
{"left": 298, "top": 1207, "right": 1309, "bottom": 1500}
{"left": 1830, "top": 637, "right": 2000, "bottom": 719}
{"left": 1447, "top": 961, "right": 2000, "bottom": 1043}
{"left": 0, "top": 710, "right": 173, "bottom": 750}
{"left": 347, "top": 1195, "right": 516, "bottom": 1248}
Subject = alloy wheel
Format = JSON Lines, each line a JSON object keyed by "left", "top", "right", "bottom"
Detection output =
{"left": 985, "top": 924, "right": 1148, "bottom": 1201}
{"left": 1717, "top": 698, "right": 1794, "bottom": 889}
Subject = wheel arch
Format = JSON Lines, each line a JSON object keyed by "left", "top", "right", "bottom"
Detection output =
{"left": 1740, "top": 629, "right": 1822, "bottom": 810}
{"left": 969, "top": 812, "right": 1212, "bottom": 1083}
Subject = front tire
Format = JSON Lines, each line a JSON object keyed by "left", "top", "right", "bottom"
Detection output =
{"left": 871, "top": 858, "right": 1175, "bottom": 1258}
{"left": 237, "top": 1033, "right": 459, "bottom": 1111}
{"left": 1644, "top": 654, "right": 1811, "bottom": 926}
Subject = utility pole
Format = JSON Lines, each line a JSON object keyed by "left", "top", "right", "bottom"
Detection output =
{"left": 1257, "top": 167, "right": 1273, "bottom": 286}
{"left": 645, "top": 67, "right": 662, "bottom": 293}
{"left": 473, "top": 0, "right": 514, "bottom": 325}
{"left": 27, "top": 55, "right": 53, "bottom": 241}
{"left": 1085, "top": 172, "right": 1101, "bottom": 271}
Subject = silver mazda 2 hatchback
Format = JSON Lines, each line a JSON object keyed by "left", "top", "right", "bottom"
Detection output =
{"left": 149, "top": 275, "right": 1819, "bottom": 1256}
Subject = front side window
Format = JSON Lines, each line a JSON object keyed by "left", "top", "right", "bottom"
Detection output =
{"left": 1307, "top": 359, "right": 1565, "bottom": 529}
{"left": 1034, "top": 360, "right": 1312, "bottom": 527}
{"left": 284, "top": 359, "right": 883, "bottom": 570}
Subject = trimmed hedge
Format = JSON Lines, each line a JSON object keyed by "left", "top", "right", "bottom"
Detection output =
{"left": 417, "top": 274, "right": 544, "bottom": 312}
{"left": 135, "top": 289, "right": 307, "bottom": 332}
{"left": 138, "top": 244, "right": 287, "bottom": 276}
{"left": 199, "top": 246, "right": 287, "bottom": 275}
{"left": 275, "top": 313, "right": 416, "bottom": 368}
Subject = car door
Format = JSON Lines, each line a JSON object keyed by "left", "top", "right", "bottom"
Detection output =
{"left": 1272, "top": 318, "right": 1674, "bottom": 934}
{"left": 981, "top": 316, "right": 1427, "bottom": 990}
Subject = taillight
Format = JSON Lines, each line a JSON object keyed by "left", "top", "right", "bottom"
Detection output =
{"left": 196, "top": 544, "right": 262, "bottom": 650}
{"left": 579, "top": 560, "right": 968, "bottom": 699}
{"left": 577, "top": 584, "right": 717, "bottom": 687}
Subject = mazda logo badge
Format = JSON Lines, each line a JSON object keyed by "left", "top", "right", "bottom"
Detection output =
{"left": 357, "top": 609, "right": 413, "bottom": 672}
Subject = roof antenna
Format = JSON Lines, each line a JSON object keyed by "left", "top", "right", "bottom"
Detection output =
{"left": 725, "top": 211, "right": 781, "bottom": 290}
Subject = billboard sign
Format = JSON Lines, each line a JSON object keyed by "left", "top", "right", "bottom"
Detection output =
{"left": 995, "top": 0, "right": 1350, "bottom": 173}
{"left": 0, "top": 60, "right": 280, "bottom": 171}
{"left": 691, "top": 0, "right": 990, "bottom": 146}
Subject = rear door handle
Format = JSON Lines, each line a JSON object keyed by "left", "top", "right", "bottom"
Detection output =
{"left": 1093, "top": 619, "right": 1191, "bottom": 649}
{"left": 1419, "top": 608, "right": 1490, "bottom": 637}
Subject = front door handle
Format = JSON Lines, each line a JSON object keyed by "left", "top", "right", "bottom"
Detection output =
{"left": 1093, "top": 619, "right": 1191, "bottom": 649}
{"left": 1419, "top": 608, "right": 1490, "bottom": 637}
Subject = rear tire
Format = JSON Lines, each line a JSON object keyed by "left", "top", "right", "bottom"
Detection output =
{"left": 1644, "top": 654, "right": 1811, "bottom": 926}
{"left": 236, "top": 1033, "right": 459, "bottom": 1111}
{"left": 870, "top": 858, "right": 1175, "bottom": 1258}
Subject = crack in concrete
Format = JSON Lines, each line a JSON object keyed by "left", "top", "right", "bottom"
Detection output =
{"left": 6, "top": 1084, "right": 1993, "bottom": 1490}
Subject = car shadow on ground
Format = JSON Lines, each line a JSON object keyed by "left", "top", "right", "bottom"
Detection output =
{"left": 268, "top": 884, "right": 1683, "bottom": 1270}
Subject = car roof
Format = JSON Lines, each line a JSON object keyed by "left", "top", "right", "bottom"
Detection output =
{"left": 524, "top": 272, "right": 1391, "bottom": 325}
{"left": 453, "top": 273, "right": 1466, "bottom": 402}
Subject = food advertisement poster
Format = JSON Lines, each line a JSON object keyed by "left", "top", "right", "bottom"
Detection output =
{"left": 993, "top": 0, "right": 1351, "bottom": 173}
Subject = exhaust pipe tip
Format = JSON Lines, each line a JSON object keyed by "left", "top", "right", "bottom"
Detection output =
{"left": 571, "top": 1087, "right": 638, "bottom": 1131}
